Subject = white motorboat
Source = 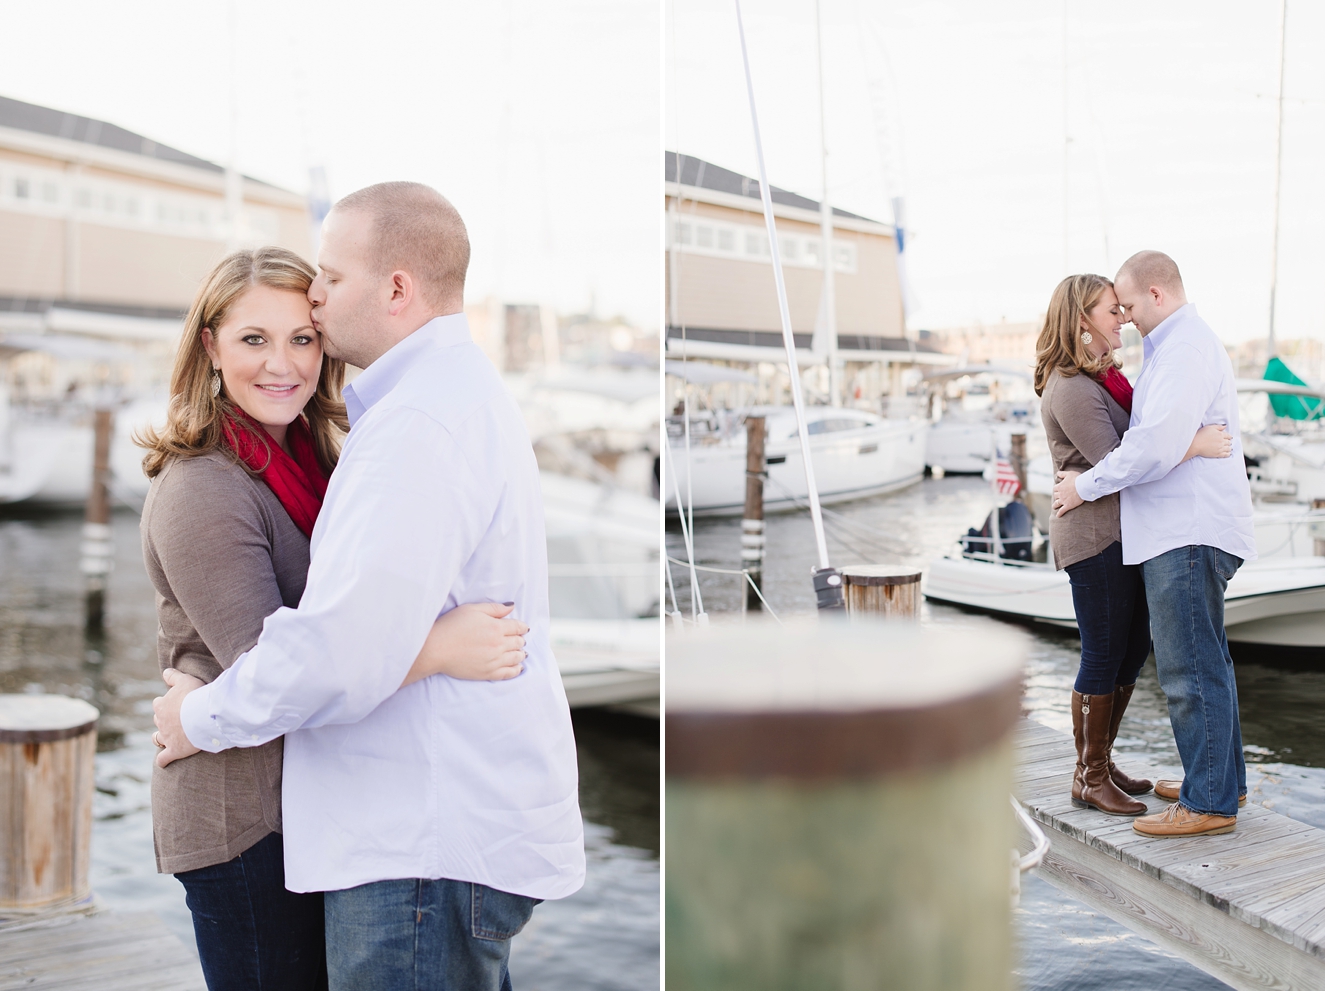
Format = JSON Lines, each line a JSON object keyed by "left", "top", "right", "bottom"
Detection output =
{"left": 920, "top": 365, "right": 1043, "bottom": 474}
{"left": 665, "top": 405, "right": 926, "bottom": 516}
{"left": 0, "top": 398, "right": 166, "bottom": 507}
{"left": 541, "top": 471, "right": 660, "bottom": 711}
{"left": 924, "top": 511, "right": 1325, "bottom": 652}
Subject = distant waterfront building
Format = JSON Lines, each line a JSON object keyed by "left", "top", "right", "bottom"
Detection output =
{"left": 0, "top": 94, "right": 310, "bottom": 341}
{"left": 920, "top": 320, "right": 1041, "bottom": 368}
{"left": 664, "top": 153, "right": 945, "bottom": 371}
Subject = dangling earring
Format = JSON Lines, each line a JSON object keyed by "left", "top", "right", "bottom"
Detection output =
{"left": 1081, "top": 331, "right": 1094, "bottom": 346}
{"left": 210, "top": 368, "right": 222, "bottom": 398}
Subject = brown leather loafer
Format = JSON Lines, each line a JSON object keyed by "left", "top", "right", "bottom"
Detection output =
{"left": 1154, "top": 779, "right": 1246, "bottom": 807}
{"left": 1133, "top": 803, "right": 1236, "bottom": 837}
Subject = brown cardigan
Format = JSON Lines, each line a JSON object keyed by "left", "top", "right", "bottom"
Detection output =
{"left": 1040, "top": 368, "right": 1131, "bottom": 570}
{"left": 141, "top": 451, "right": 311, "bottom": 874}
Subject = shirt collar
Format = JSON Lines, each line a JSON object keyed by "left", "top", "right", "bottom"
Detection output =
{"left": 343, "top": 313, "right": 471, "bottom": 426}
{"left": 1141, "top": 302, "right": 1193, "bottom": 361}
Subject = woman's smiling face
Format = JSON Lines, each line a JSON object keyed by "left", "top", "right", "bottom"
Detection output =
{"left": 202, "top": 284, "right": 323, "bottom": 442}
{"left": 1084, "top": 285, "right": 1125, "bottom": 352}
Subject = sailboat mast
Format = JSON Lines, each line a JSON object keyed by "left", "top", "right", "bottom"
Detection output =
{"left": 733, "top": 0, "right": 833, "bottom": 575}
{"left": 224, "top": 0, "right": 242, "bottom": 252}
{"left": 1268, "top": 0, "right": 1288, "bottom": 357}
{"left": 815, "top": 0, "right": 840, "bottom": 407}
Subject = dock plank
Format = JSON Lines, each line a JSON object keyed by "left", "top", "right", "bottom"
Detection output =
{"left": 1017, "top": 719, "right": 1325, "bottom": 990}
{"left": 0, "top": 909, "right": 204, "bottom": 991}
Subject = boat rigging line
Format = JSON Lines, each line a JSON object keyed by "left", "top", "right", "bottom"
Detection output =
{"left": 664, "top": 438, "right": 707, "bottom": 622}
{"left": 732, "top": 0, "right": 844, "bottom": 611}
{"left": 665, "top": 556, "right": 783, "bottom": 624}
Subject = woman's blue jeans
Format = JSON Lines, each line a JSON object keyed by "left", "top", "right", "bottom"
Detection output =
{"left": 175, "top": 830, "right": 327, "bottom": 991}
{"left": 1143, "top": 544, "right": 1246, "bottom": 817}
{"left": 1064, "top": 540, "right": 1151, "bottom": 696}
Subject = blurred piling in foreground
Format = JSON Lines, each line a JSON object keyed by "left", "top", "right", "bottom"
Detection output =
{"left": 666, "top": 619, "right": 1025, "bottom": 991}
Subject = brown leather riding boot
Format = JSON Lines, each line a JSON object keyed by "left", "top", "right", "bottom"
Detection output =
{"left": 1071, "top": 690, "right": 1087, "bottom": 798}
{"left": 1107, "top": 683, "right": 1153, "bottom": 795}
{"left": 1072, "top": 691, "right": 1146, "bottom": 815}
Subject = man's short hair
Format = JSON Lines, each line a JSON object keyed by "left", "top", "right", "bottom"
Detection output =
{"left": 1116, "top": 250, "right": 1184, "bottom": 297}
{"left": 333, "top": 182, "right": 469, "bottom": 308}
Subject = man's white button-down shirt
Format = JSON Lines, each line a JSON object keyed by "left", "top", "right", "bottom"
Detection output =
{"left": 179, "top": 314, "right": 586, "bottom": 899}
{"left": 1075, "top": 303, "right": 1257, "bottom": 567}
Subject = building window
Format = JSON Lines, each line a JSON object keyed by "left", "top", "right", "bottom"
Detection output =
{"left": 76, "top": 188, "right": 92, "bottom": 208}
{"left": 14, "top": 177, "right": 29, "bottom": 199}
{"left": 672, "top": 213, "right": 861, "bottom": 275}
{"left": 42, "top": 182, "right": 59, "bottom": 203}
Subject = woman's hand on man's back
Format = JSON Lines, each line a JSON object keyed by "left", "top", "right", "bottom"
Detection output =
{"left": 402, "top": 602, "right": 528, "bottom": 688}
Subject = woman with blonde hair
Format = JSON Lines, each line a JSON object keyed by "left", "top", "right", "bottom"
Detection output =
{"left": 139, "top": 247, "right": 526, "bottom": 990}
{"left": 1035, "top": 273, "right": 1231, "bottom": 818}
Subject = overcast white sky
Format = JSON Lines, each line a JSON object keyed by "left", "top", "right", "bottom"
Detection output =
{"left": 668, "top": 0, "right": 1325, "bottom": 345}
{"left": 0, "top": 0, "right": 660, "bottom": 328}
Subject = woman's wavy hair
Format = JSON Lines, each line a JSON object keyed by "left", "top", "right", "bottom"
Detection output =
{"left": 1033, "top": 273, "right": 1121, "bottom": 396}
{"left": 138, "top": 247, "right": 349, "bottom": 478}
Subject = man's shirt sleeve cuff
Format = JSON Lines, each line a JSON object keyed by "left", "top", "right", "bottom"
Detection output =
{"left": 1075, "top": 470, "right": 1103, "bottom": 503}
{"left": 179, "top": 684, "right": 227, "bottom": 753}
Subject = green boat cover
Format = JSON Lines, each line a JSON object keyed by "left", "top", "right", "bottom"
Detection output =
{"left": 1265, "top": 356, "right": 1324, "bottom": 420}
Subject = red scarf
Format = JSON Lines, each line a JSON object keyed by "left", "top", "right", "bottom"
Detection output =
{"left": 1100, "top": 365, "right": 1133, "bottom": 414}
{"left": 222, "top": 410, "right": 329, "bottom": 538}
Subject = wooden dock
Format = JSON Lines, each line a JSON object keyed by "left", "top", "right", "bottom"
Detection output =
{"left": 1017, "top": 719, "right": 1325, "bottom": 991}
{"left": 0, "top": 907, "right": 204, "bottom": 990}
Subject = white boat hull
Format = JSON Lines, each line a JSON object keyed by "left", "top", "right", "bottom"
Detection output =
{"left": 550, "top": 618, "right": 659, "bottom": 711}
{"left": 667, "top": 413, "right": 927, "bottom": 515}
{"left": 924, "top": 555, "right": 1325, "bottom": 651}
{"left": 925, "top": 420, "right": 998, "bottom": 474}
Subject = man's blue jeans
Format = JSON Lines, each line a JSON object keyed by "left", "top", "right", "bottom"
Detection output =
{"left": 324, "top": 877, "right": 540, "bottom": 991}
{"left": 1143, "top": 544, "right": 1246, "bottom": 817}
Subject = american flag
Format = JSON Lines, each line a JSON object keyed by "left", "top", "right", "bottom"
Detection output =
{"left": 993, "top": 456, "right": 1021, "bottom": 496}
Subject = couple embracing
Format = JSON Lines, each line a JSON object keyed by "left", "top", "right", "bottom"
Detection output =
{"left": 143, "top": 181, "right": 585, "bottom": 989}
{"left": 1035, "top": 250, "right": 1256, "bottom": 839}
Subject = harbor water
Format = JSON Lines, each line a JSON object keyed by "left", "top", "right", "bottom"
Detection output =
{"left": 0, "top": 505, "right": 659, "bottom": 991}
{"left": 667, "top": 472, "right": 1325, "bottom": 991}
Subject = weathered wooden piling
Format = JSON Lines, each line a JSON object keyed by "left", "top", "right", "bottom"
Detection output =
{"left": 81, "top": 408, "right": 114, "bottom": 630}
{"left": 842, "top": 564, "right": 922, "bottom": 619}
{"left": 1009, "top": 429, "right": 1029, "bottom": 500}
{"left": 1314, "top": 498, "right": 1325, "bottom": 556}
{"left": 667, "top": 619, "right": 1025, "bottom": 991}
{"left": 0, "top": 695, "right": 98, "bottom": 913}
{"left": 741, "top": 416, "right": 766, "bottom": 611}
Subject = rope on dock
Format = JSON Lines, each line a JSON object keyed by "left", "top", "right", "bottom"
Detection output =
{"left": 665, "top": 556, "right": 782, "bottom": 624}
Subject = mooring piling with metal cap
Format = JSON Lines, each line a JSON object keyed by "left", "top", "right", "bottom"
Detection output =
{"left": 842, "top": 564, "right": 923, "bottom": 619}
{"left": 0, "top": 694, "right": 99, "bottom": 914}
{"left": 667, "top": 618, "right": 1025, "bottom": 990}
